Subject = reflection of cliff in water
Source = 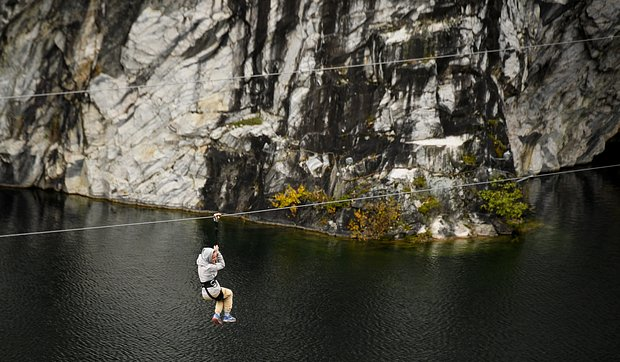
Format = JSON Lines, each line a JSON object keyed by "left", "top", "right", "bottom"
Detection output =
{"left": 0, "top": 188, "right": 68, "bottom": 236}
{"left": 524, "top": 166, "right": 620, "bottom": 234}
{"left": 592, "top": 132, "right": 620, "bottom": 166}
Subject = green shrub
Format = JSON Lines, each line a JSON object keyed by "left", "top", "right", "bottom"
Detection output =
{"left": 272, "top": 185, "right": 402, "bottom": 240}
{"left": 489, "top": 134, "right": 507, "bottom": 157}
{"left": 348, "top": 198, "right": 401, "bottom": 240}
{"left": 304, "top": 188, "right": 341, "bottom": 214}
{"left": 413, "top": 176, "right": 427, "bottom": 189}
{"left": 418, "top": 196, "right": 440, "bottom": 216}
{"left": 271, "top": 185, "right": 306, "bottom": 216}
{"left": 478, "top": 181, "right": 529, "bottom": 224}
{"left": 271, "top": 185, "right": 343, "bottom": 216}
{"left": 462, "top": 153, "right": 477, "bottom": 166}
{"left": 229, "top": 116, "right": 263, "bottom": 127}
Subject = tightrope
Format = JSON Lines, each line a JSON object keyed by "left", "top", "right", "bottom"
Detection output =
{"left": 0, "top": 35, "right": 616, "bottom": 101}
{"left": 1, "top": 163, "right": 618, "bottom": 239}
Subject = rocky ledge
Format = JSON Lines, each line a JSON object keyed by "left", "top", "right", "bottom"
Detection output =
{"left": 0, "top": 0, "right": 618, "bottom": 239}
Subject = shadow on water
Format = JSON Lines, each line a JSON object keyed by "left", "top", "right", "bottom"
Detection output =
{"left": 1, "top": 167, "right": 619, "bottom": 361}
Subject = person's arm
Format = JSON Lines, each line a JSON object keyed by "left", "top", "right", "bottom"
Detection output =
{"left": 213, "top": 245, "right": 225, "bottom": 270}
{"left": 212, "top": 212, "right": 222, "bottom": 247}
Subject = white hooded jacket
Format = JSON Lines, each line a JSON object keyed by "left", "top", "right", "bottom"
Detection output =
{"left": 196, "top": 247, "right": 225, "bottom": 299}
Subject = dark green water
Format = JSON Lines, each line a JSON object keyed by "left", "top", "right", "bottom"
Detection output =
{"left": 1, "top": 168, "right": 619, "bottom": 361}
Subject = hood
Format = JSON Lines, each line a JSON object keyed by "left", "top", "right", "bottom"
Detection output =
{"left": 201, "top": 247, "right": 214, "bottom": 263}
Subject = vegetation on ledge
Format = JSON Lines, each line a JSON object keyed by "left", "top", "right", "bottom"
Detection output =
{"left": 270, "top": 178, "right": 531, "bottom": 241}
{"left": 478, "top": 180, "right": 529, "bottom": 226}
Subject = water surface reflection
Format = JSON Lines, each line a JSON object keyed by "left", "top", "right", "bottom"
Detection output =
{"left": 1, "top": 168, "right": 619, "bottom": 360}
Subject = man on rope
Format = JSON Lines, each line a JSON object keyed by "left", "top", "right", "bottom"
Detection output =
{"left": 197, "top": 213, "right": 236, "bottom": 325}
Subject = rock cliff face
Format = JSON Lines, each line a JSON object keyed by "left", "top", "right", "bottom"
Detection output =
{"left": 0, "top": 0, "right": 618, "bottom": 238}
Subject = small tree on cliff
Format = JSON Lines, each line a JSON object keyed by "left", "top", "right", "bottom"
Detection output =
{"left": 347, "top": 198, "right": 402, "bottom": 241}
{"left": 478, "top": 181, "right": 529, "bottom": 226}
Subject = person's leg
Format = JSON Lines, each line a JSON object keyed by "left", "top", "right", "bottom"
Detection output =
{"left": 214, "top": 300, "right": 224, "bottom": 315}
{"left": 221, "top": 288, "right": 236, "bottom": 322}
{"left": 204, "top": 291, "right": 224, "bottom": 324}
{"left": 222, "top": 288, "right": 233, "bottom": 314}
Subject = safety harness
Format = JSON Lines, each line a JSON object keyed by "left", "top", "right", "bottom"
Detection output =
{"left": 201, "top": 279, "right": 224, "bottom": 301}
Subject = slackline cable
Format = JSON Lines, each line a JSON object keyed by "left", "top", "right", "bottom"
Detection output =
{"left": 0, "top": 163, "right": 618, "bottom": 239}
{"left": 0, "top": 35, "right": 616, "bottom": 101}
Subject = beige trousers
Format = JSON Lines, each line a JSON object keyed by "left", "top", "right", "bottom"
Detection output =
{"left": 203, "top": 287, "right": 233, "bottom": 315}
